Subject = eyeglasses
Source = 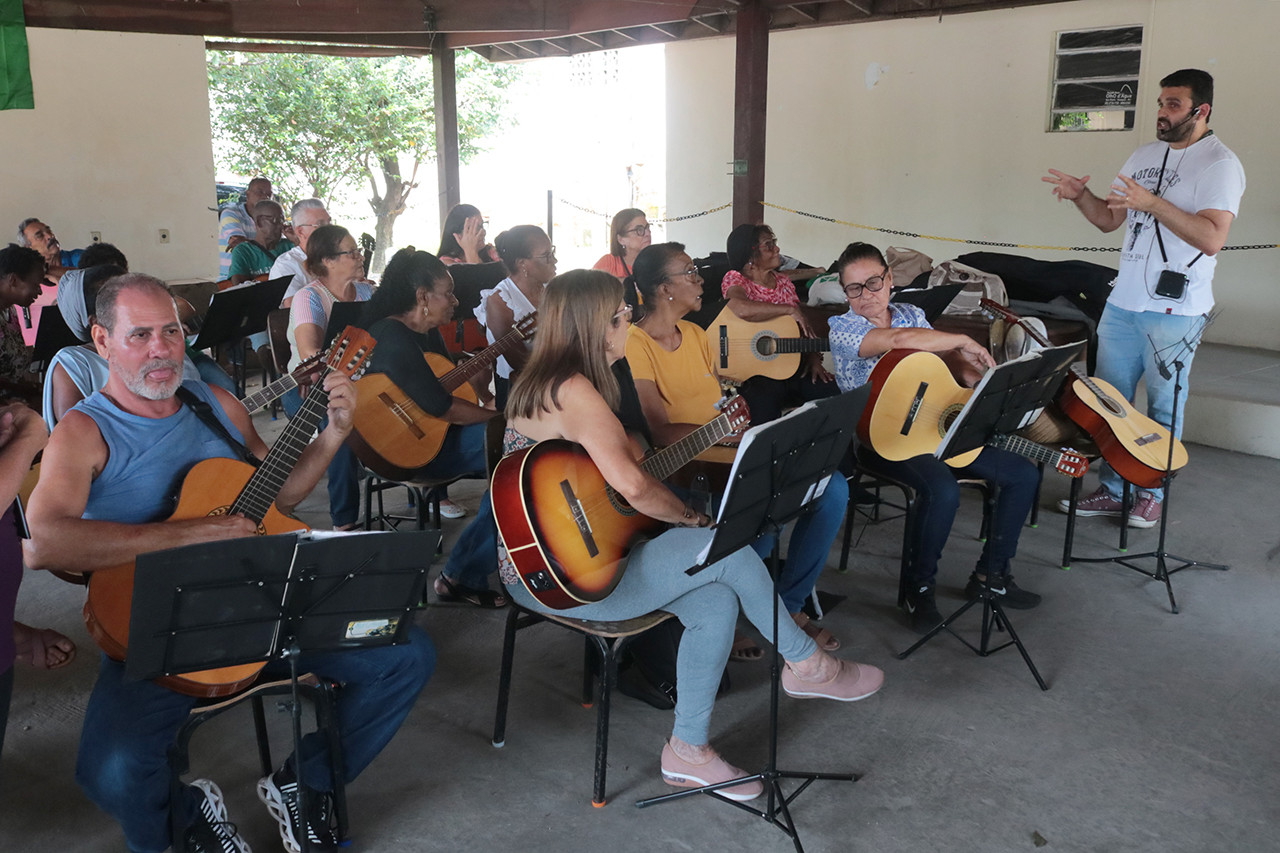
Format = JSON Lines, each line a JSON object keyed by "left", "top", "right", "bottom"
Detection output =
{"left": 756, "top": 239, "right": 779, "bottom": 252}
{"left": 330, "top": 249, "right": 364, "bottom": 260}
{"left": 664, "top": 267, "right": 700, "bottom": 282}
{"left": 255, "top": 216, "right": 284, "bottom": 225}
{"left": 534, "top": 247, "right": 557, "bottom": 263}
{"left": 612, "top": 305, "right": 634, "bottom": 325}
{"left": 622, "top": 224, "right": 651, "bottom": 237}
{"left": 296, "top": 219, "right": 332, "bottom": 231}
{"left": 841, "top": 269, "right": 889, "bottom": 298}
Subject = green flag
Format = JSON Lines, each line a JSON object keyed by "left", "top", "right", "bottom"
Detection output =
{"left": 0, "top": 0, "right": 34, "bottom": 110}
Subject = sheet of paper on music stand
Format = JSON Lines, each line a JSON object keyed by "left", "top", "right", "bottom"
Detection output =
{"left": 935, "top": 342, "right": 1083, "bottom": 461}
{"left": 693, "top": 400, "right": 833, "bottom": 566}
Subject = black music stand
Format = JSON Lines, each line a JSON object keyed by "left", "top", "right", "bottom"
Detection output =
{"left": 896, "top": 343, "right": 1083, "bottom": 691}
{"left": 127, "top": 529, "right": 437, "bottom": 852}
{"left": 192, "top": 276, "right": 291, "bottom": 397}
{"left": 1066, "top": 315, "right": 1227, "bottom": 612}
{"left": 636, "top": 391, "right": 864, "bottom": 853}
{"left": 323, "top": 302, "right": 365, "bottom": 348}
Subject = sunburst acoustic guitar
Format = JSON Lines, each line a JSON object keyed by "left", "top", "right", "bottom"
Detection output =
{"left": 492, "top": 396, "right": 751, "bottom": 610}
{"left": 81, "top": 327, "right": 376, "bottom": 698}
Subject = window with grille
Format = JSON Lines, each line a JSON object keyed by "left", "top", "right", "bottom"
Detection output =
{"left": 1048, "top": 25, "right": 1143, "bottom": 132}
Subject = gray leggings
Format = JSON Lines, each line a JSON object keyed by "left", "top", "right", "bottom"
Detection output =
{"left": 506, "top": 528, "right": 817, "bottom": 746}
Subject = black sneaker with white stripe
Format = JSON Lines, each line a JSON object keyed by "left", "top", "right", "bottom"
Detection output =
{"left": 185, "top": 778, "right": 251, "bottom": 853}
{"left": 257, "top": 764, "right": 337, "bottom": 853}
{"left": 964, "top": 572, "right": 1042, "bottom": 609}
{"left": 903, "top": 583, "right": 944, "bottom": 634}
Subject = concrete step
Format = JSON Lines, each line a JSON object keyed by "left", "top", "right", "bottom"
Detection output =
{"left": 1147, "top": 342, "right": 1280, "bottom": 459}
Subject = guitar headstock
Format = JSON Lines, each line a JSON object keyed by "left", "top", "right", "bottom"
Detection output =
{"left": 1055, "top": 448, "right": 1089, "bottom": 478}
{"left": 325, "top": 326, "right": 377, "bottom": 381}
{"left": 719, "top": 395, "right": 751, "bottom": 433}
{"left": 515, "top": 313, "right": 538, "bottom": 340}
{"left": 979, "top": 298, "right": 1018, "bottom": 324}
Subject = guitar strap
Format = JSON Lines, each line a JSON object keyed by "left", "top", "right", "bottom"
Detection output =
{"left": 175, "top": 386, "right": 261, "bottom": 467}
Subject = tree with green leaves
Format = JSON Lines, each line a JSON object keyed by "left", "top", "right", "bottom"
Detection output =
{"left": 208, "top": 49, "right": 516, "bottom": 272}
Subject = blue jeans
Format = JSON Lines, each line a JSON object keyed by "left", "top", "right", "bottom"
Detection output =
{"left": 506, "top": 528, "right": 815, "bottom": 746}
{"left": 283, "top": 388, "right": 362, "bottom": 528}
{"left": 752, "top": 473, "right": 849, "bottom": 613}
{"left": 863, "top": 446, "right": 1039, "bottom": 586}
{"left": 1095, "top": 304, "right": 1203, "bottom": 502}
{"left": 76, "top": 628, "right": 435, "bottom": 853}
{"left": 428, "top": 422, "right": 496, "bottom": 589}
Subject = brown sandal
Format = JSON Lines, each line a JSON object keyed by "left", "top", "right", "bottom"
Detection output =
{"left": 792, "top": 612, "right": 840, "bottom": 652}
{"left": 729, "top": 633, "right": 764, "bottom": 662}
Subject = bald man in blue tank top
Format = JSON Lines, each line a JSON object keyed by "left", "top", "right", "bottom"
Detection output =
{"left": 24, "top": 274, "right": 435, "bottom": 853}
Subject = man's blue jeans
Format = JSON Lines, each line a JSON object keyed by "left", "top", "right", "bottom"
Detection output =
{"left": 1095, "top": 304, "right": 1203, "bottom": 502}
{"left": 283, "top": 387, "right": 362, "bottom": 528}
{"left": 76, "top": 627, "right": 435, "bottom": 853}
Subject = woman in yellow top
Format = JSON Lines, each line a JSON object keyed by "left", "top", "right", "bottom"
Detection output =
{"left": 625, "top": 242, "right": 850, "bottom": 653}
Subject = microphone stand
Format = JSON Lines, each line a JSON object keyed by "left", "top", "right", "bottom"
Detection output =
{"left": 1068, "top": 314, "right": 1228, "bottom": 612}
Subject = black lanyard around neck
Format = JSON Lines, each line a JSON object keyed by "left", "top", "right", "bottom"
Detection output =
{"left": 1152, "top": 145, "right": 1203, "bottom": 269}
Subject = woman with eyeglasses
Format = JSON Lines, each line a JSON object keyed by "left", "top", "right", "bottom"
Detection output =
{"left": 828, "top": 242, "right": 1042, "bottom": 633}
{"left": 499, "top": 269, "right": 882, "bottom": 801}
{"left": 285, "top": 224, "right": 373, "bottom": 530}
{"left": 627, "top": 242, "right": 850, "bottom": 654}
{"left": 720, "top": 223, "right": 838, "bottom": 425}
{"left": 437, "top": 203, "right": 500, "bottom": 266}
{"left": 474, "top": 225, "right": 555, "bottom": 408}
{"left": 593, "top": 208, "right": 652, "bottom": 292}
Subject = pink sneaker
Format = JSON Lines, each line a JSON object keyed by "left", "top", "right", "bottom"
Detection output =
{"left": 1058, "top": 486, "right": 1124, "bottom": 518}
{"left": 1127, "top": 492, "right": 1162, "bottom": 528}
{"left": 782, "top": 659, "right": 884, "bottom": 702}
{"left": 660, "top": 743, "right": 763, "bottom": 801}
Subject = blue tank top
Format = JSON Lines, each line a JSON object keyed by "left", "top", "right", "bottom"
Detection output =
{"left": 74, "top": 381, "right": 247, "bottom": 524}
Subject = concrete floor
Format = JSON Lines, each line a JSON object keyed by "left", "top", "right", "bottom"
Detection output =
{"left": 3, "top": 422, "right": 1278, "bottom": 852}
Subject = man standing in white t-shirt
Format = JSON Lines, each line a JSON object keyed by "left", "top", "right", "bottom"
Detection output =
{"left": 1044, "top": 68, "right": 1245, "bottom": 528}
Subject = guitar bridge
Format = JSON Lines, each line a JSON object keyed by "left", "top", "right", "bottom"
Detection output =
{"left": 902, "top": 381, "right": 928, "bottom": 436}
{"left": 1135, "top": 433, "right": 1162, "bottom": 447}
{"left": 560, "top": 479, "right": 599, "bottom": 558}
{"left": 718, "top": 325, "right": 729, "bottom": 370}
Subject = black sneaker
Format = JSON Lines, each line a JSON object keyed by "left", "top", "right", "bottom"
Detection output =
{"left": 903, "top": 583, "right": 944, "bottom": 634}
{"left": 965, "top": 573, "right": 1042, "bottom": 610}
{"left": 185, "top": 779, "right": 251, "bottom": 853}
{"left": 257, "top": 764, "right": 337, "bottom": 853}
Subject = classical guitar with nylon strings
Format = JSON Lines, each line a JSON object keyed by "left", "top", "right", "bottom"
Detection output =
{"left": 82, "top": 327, "right": 375, "bottom": 698}
{"left": 492, "top": 396, "right": 751, "bottom": 610}
{"left": 708, "top": 306, "right": 829, "bottom": 382}
{"left": 859, "top": 349, "right": 1089, "bottom": 477}
{"left": 348, "top": 313, "right": 536, "bottom": 482}
{"left": 979, "top": 299, "right": 1186, "bottom": 488}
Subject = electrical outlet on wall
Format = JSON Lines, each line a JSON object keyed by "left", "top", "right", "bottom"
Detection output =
{"left": 158, "top": 229, "right": 170, "bottom": 244}
{"left": 90, "top": 231, "right": 102, "bottom": 243}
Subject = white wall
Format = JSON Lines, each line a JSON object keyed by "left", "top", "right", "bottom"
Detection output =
{"left": 0, "top": 29, "right": 218, "bottom": 280}
{"left": 666, "top": 0, "right": 1278, "bottom": 350}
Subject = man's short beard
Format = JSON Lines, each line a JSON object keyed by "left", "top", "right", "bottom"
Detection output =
{"left": 1156, "top": 114, "right": 1197, "bottom": 144}
{"left": 120, "top": 358, "right": 184, "bottom": 401}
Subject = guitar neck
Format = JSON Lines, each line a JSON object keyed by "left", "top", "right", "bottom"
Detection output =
{"left": 992, "top": 434, "right": 1067, "bottom": 468}
{"left": 439, "top": 324, "right": 528, "bottom": 392}
{"left": 229, "top": 369, "right": 333, "bottom": 523}
{"left": 773, "top": 337, "right": 830, "bottom": 355}
{"left": 641, "top": 414, "right": 735, "bottom": 481}
{"left": 240, "top": 372, "right": 299, "bottom": 414}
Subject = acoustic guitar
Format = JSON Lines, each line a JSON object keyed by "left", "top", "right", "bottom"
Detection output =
{"left": 979, "top": 299, "right": 1186, "bottom": 488}
{"left": 81, "top": 327, "right": 376, "bottom": 698}
{"left": 859, "top": 349, "right": 1089, "bottom": 478}
{"left": 492, "top": 396, "right": 751, "bottom": 609}
{"left": 239, "top": 352, "right": 323, "bottom": 413}
{"left": 708, "top": 306, "right": 829, "bottom": 382}
{"left": 348, "top": 314, "right": 536, "bottom": 482}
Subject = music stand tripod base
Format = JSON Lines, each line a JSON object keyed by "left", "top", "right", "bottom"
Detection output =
{"left": 897, "top": 584, "right": 1050, "bottom": 691}
{"left": 635, "top": 391, "right": 867, "bottom": 853}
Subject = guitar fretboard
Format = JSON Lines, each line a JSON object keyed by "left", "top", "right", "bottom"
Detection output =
{"left": 772, "top": 337, "right": 830, "bottom": 355}
{"left": 993, "top": 434, "right": 1067, "bottom": 468}
{"left": 439, "top": 318, "right": 534, "bottom": 392}
{"left": 240, "top": 372, "right": 300, "bottom": 414}
{"left": 641, "top": 414, "right": 735, "bottom": 482}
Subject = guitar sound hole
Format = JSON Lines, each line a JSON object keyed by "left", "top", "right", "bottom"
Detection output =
{"left": 606, "top": 487, "right": 638, "bottom": 517}
{"left": 753, "top": 333, "right": 777, "bottom": 359}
